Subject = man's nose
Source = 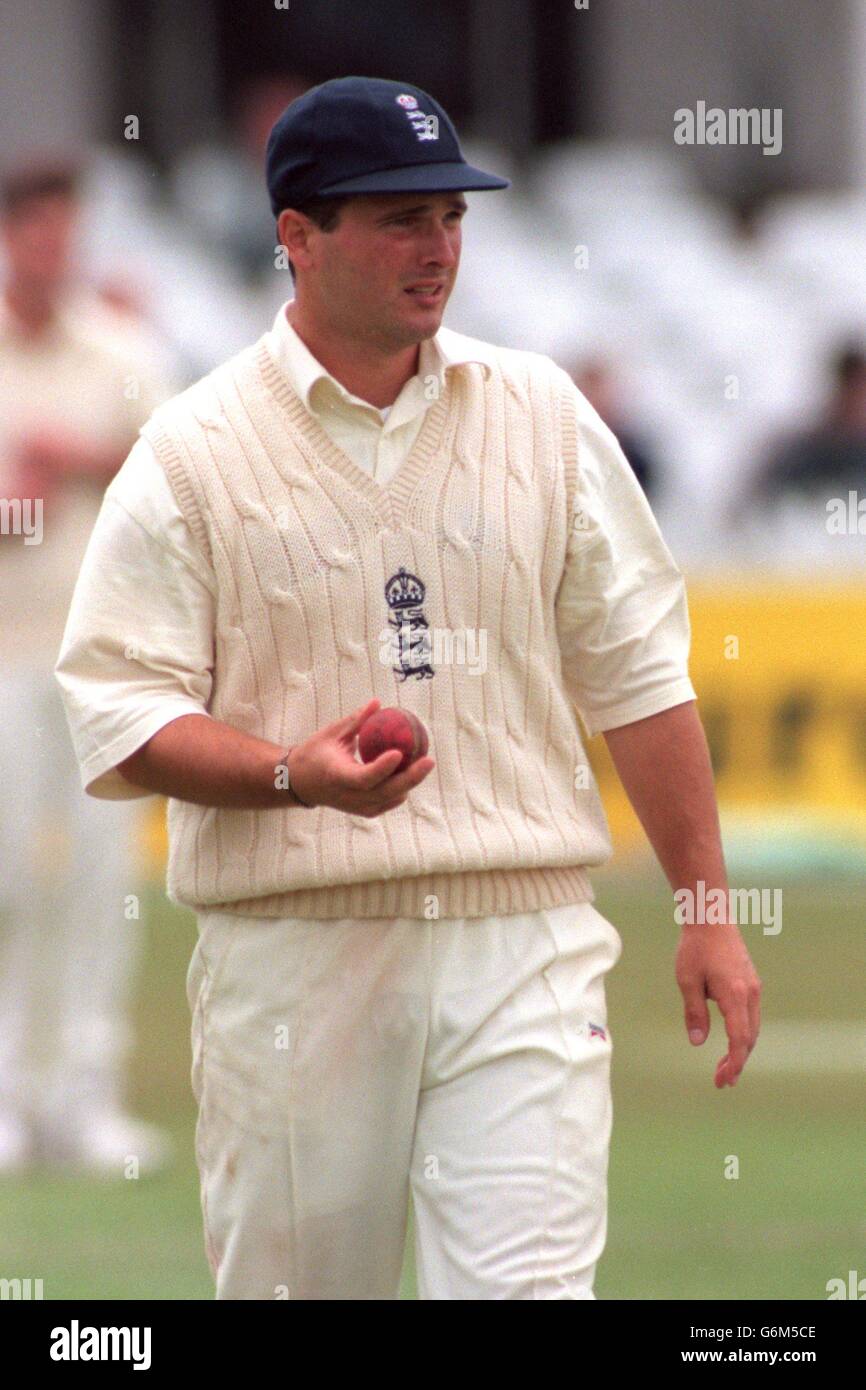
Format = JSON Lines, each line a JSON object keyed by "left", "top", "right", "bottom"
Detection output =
{"left": 420, "top": 222, "right": 458, "bottom": 266}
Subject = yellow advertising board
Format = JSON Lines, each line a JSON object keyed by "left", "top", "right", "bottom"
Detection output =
{"left": 590, "top": 578, "right": 866, "bottom": 851}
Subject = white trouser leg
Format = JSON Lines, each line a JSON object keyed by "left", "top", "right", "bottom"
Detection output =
{"left": 188, "top": 912, "right": 432, "bottom": 1300}
{"left": 0, "top": 664, "right": 50, "bottom": 1120}
{"left": 49, "top": 751, "right": 143, "bottom": 1119}
{"left": 0, "top": 661, "right": 144, "bottom": 1122}
{"left": 410, "top": 902, "right": 622, "bottom": 1300}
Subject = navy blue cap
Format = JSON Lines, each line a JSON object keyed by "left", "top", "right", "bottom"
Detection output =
{"left": 265, "top": 75, "right": 510, "bottom": 216}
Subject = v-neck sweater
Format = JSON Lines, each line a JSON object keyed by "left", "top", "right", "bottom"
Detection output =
{"left": 139, "top": 329, "right": 607, "bottom": 920}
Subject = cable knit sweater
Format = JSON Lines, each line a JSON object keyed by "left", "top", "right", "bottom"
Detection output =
{"left": 139, "top": 332, "right": 612, "bottom": 919}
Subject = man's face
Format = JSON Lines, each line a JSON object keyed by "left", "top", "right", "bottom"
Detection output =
{"left": 1, "top": 193, "right": 78, "bottom": 294}
{"left": 298, "top": 191, "right": 466, "bottom": 349}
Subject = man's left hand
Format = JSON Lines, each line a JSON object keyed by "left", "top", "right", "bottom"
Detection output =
{"left": 675, "top": 922, "right": 762, "bottom": 1088}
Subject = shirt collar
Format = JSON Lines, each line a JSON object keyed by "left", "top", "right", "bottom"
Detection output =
{"left": 264, "top": 299, "right": 495, "bottom": 423}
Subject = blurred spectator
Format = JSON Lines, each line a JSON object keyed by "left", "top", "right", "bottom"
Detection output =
{"left": 95, "top": 275, "right": 150, "bottom": 324}
{"left": 570, "top": 359, "right": 660, "bottom": 502}
{"left": 0, "top": 157, "right": 176, "bottom": 1175}
{"left": 742, "top": 343, "right": 866, "bottom": 506}
{"left": 171, "top": 73, "right": 311, "bottom": 282}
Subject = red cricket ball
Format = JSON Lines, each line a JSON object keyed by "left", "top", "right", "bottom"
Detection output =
{"left": 357, "top": 707, "right": 429, "bottom": 774}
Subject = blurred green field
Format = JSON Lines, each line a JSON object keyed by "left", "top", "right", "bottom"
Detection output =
{"left": 1, "top": 874, "right": 862, "bottom": 1300}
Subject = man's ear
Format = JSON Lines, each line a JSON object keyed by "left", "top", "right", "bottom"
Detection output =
{"left": 277, "top": 208, "right": 312, "bottom": 273}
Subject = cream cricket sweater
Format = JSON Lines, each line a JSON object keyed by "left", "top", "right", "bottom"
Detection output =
{"left": 139, "top": 332, "right": 612, "bottom": 920}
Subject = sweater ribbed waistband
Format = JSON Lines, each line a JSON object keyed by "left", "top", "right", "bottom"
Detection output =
{"left": 179, "top": 864, "right": 595, "bottom": 922}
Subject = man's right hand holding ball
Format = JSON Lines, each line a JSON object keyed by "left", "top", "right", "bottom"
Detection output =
{"left": 286, "top": 698, "right": 434, "bottom": 817}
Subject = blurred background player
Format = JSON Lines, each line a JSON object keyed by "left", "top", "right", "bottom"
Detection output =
{"left": 170, "top": 72, "right": 311, "bottom": 286}
{"left": 0, "top": 158, "right": 176, "bottom": 1174}
{"left": 741, "top": 341, "right": 866, "bottom": 508}
{"left": 569, "top": 358, "right": 662, "bottom": 503}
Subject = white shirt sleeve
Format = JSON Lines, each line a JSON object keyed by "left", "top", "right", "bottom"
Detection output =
{"left": 555, "top": 380, "right": 697, "bottom": 738}
{"left": 54, "top": 436, "right": 217, "bottom": 799}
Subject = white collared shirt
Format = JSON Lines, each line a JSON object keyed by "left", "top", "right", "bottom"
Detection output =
{"left": 261, "top": 298, "right": 498, "bottom": 482}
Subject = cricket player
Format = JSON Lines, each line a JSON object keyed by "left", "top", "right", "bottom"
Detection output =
{"left": 55, "top": 76, "right": 761, "bottom": 1299}
{"left": 0, "top": 159, "right": 175, "bottom": 1174}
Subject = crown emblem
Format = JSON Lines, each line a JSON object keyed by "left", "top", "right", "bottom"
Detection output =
{"left": 384, "top": 567, "right": 434, "bottom": 682}
{"left": 385, "top": 567, "right": 425, "bottom": 611}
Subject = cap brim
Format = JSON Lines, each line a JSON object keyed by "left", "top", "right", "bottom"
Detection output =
{"left": 315, "top": 161, "right": 511, "bottom": 196}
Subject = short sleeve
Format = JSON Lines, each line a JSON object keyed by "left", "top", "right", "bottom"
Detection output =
{"left": 553, "top": 373, "right": 697, "bottom": 737}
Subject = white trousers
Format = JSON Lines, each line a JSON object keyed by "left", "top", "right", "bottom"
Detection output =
{"left": 187, "top": 899, "right": 622, "bottom": 1300}
{"left": 0, "top": 660, "right": 143, "bottom": 1122}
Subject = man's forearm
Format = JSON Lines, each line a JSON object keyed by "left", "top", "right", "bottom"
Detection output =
{"left": 115, "top": 713, "right": 302, "bottom": 809}
{"left": 602, "top": 700, "right": 727, "bottom": 895}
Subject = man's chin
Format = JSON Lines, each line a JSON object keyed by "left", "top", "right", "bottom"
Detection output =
{"left": 399, "top": 290, "right": 449, "bottom": 334}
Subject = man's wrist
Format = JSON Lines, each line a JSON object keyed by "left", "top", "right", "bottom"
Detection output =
{"left": 274, "top": 746, "right": 314, "bottom": 808}
{"left": 673, "top": 879, "right": 733, "bottom": 928}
